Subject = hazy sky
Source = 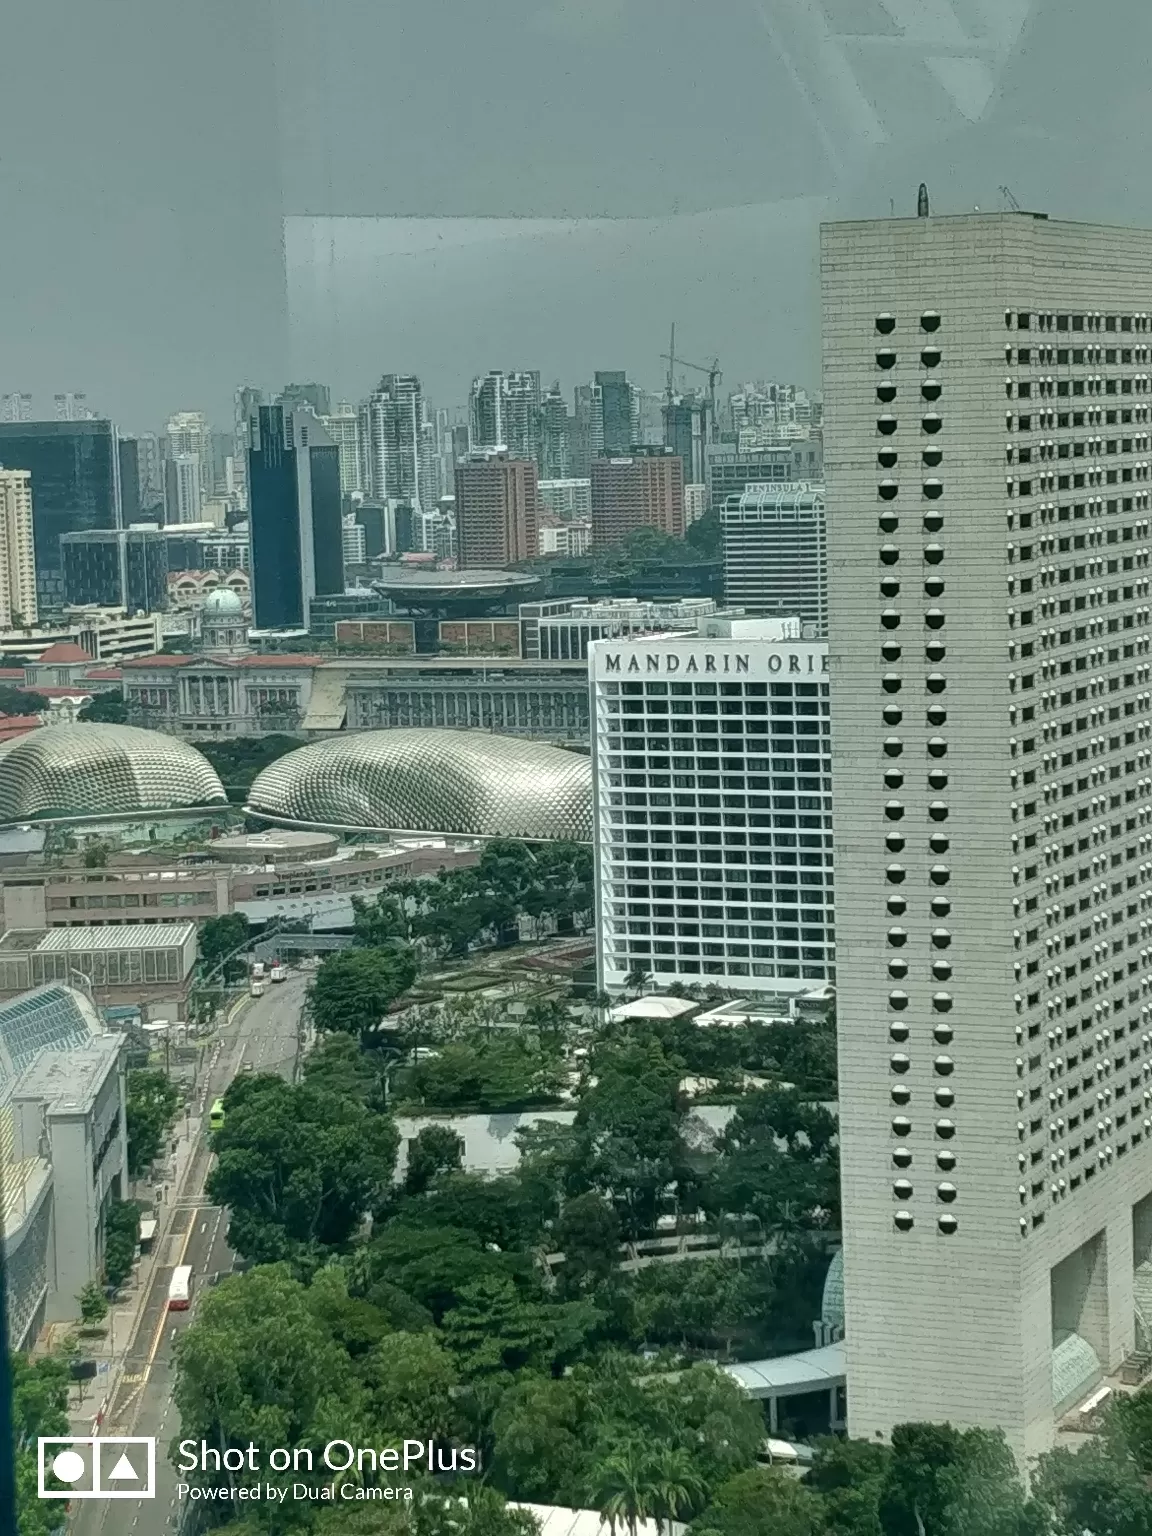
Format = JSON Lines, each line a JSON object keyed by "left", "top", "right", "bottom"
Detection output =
{"left": 3, "top": 1, "right": 1151, "bottom": 431}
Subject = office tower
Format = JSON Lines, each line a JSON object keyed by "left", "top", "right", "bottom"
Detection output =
{"left": 233, "top": 386, "right": 264, "bottom": 512}
{"left": 469, "top": 370, "right": 541, "bottom": 459}
{"left": 342, "top": 515, "right": 367, "bottom": 568}
{"left": 1, "top": 393, "right": 32, "bottom": 424}
{"left": 165, "top": 411, "right": 212, "bottom": 512}
{"left": 590, "top": 615, "right": 832, "bottom": 994}
{"left": 54, "top": 392, "right": 90, "bottom": 421}
{"left": 60, "top": 527, "right": 170, "bottom": 613}
{"left": 118, "top": 437, "right": 142, "bottom": 524}
{"left": 722, "top": 482, "right": 827, "bottom": 633}
{"left": 165, "top": 454, "right": 203, "bottom": 526}
{"left": 454, "top": 453, "right": 540, "bottom": 567}
{"left": 0, "top": 420, "right": 121, "bottom": 606}
{"left": 595, "top": 371, "right": 636, "bottom": 455}
{"left": 705, "top": 441, "right": 816, "bottom": 513}
{"left": 247, "top": 405, "right": 342, "bottom": 631}
{"left": 591, "top": 447, "right": 685, "bottom": 547}
{"left": 321, "top": 402, "right": 363, "bottom": 496}
{"left": 537, "top": 384, "right": 572, "bottom": 479}
{"left": 822, "top": 211, "right": 1152, "bottom": 1463}
{"left": 635, "top": 390, "right": 666, "bottom": 449}
{"left": 0, "top": 467, "right": 38, "bottom": 628}
{"left": 364, "top": 374, "right": 425, "bottom": 507}
{"left": 276, "top": 382, "right": 331, "bottom": 417}
{"left": 664, "top": 394, "right": 708, "bottom": 485}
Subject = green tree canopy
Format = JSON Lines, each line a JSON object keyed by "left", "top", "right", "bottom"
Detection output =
{"left": 77, "top": 689, "right": 128, "bottom": 724}
{"left": 309, "top": 944, "right": 418, "bottom": 1042}
{"left": 125, "top": 1068, "right": 181, "bottom": 1177}
{"left": 692, "top": 1466, "right": 822, "bottom": 1536}
{"left": 404, "top": 1123, "right": 465, "bottom": 1195}
{"left": 198, "top": 912, "right": 251, "bottom": 975}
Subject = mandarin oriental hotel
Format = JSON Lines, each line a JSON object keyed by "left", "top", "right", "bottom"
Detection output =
{"left": 590, "top": 618, "right": 833, "bottom": 995}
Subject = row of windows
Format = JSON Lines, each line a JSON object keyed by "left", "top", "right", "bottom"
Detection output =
{"left": 1007, "top": 347, "right": 1152, "bottom": 366}
{"left": 1008, "top": 312, "right": 1150, "bottom": 332}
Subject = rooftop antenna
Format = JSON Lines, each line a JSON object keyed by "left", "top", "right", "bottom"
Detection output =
{"left": 917, "top": 183, "right": 930, "bottom": 218}
{"left": 999, "top": 184, "right": 1022, "bottom": 212}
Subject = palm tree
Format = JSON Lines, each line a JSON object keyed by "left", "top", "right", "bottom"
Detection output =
{"left": 646, "top": 1447, "right": 706, "bottom": 1536}
{"left": 587, "top": 1443, "right": 660, "bottom": 1536}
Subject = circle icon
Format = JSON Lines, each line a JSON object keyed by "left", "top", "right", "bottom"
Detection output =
{"left": 51, "top": 1450, "right": 86, "bottom": 1484}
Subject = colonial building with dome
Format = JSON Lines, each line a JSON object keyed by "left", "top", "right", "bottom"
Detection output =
{"left": 198, "top": 585, "right": 250, "bottom": 656}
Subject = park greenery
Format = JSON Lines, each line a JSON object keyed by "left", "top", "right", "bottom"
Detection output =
{"left": 77, "top": 688, "right": 128, "bottom": 724}
{"left": 124, "top": 1067, "right": 182, "bottom": 1178}
{"left": 11, "top": 1352, "right": 71, "bottom": 1536}
{"left": 103, "top": 1198, "right": 142, "bottom": 1290}
{"left": 196, "top": 733, "right": 301, "bottom": 801}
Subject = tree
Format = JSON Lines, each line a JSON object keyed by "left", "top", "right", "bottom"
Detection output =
{"left": 356, "top": 1224, "right": 516, "bottom": 1322}
{"left": 709, "top": 1086, "right": 840, "bottom": 1241}
{"left": 692, "top": 1466, "right": 821, "bottom": 1536}
{"left": 554, "top": 1192, "right": 621, "bottom": 1295}
{"left": 879, "top": 1423, "right": 1038, "bottom": 1536}
{"left": 78, "top": 690, "right": 128, "bottom": 724}
{"left": 685, "top": 510, "right": 722, "bottom": 558}
{"left": 412, "top": 1033, "right": 564, "bottom": 1112}
{"left": 197, "top": 912, "right": 251, "bottom": 977}
{"left": 0, "top": 685, "right": 47, "bottom": 715}
{"left": 308, "top": 944, "right": 418, "bottom": 1043}
{"left": 103, "top": 1199, "right": 140, "bottom": 1289}
{"left": 304, "top": 1032, "right": 391, "bottom": 1112}
{"left": 207, "top": 1075, "right": 399, "bottom": 1265}
{"left": 588, "top": 1442, "right": 663, "bottom": 1536}
{"left": 1032, "top": 1441, "right": 1152, "bottom": 1536}
{"left": 82, "top": 838, "right": 111, "bottom": 868}
{"left": 805, "top": 1437, "right": 888, "bottom": 1536}
{"left": 404, "top": 1124, "right": 465, "bottom": 1195}
{"left": 77, "top": 1280, "right": 108, "bottom": 1328}
{"left": 125, "top": 1068, "right": 181, "bottom": 1177}
{"left": 440, "top": 1273, "right": 599, "bottom": 1379}
{"left": 12, "top": 1353, "right": 70, "bottom": 1536}
{"left": 358, "top": 1328, "right": 461, "bottom": 1442}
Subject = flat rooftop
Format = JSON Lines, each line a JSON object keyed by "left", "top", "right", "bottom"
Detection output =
{"left": 11, "top": 1035, "right": 122, "bottom": 1116}
{"left": 0, "top": 923, "right": 196, "bottom": 953}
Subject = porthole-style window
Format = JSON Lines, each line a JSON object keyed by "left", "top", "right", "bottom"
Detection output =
{"left": 921, "top": 311, "right": 941, "bottom": 332}
{"left": 894, "top": 1210, "right": 915, "bottom": 1231}
{"left": 927, "top": 770, "right": 948, "bottom": 790}
{"left": 885, "top": 833, "right": 906, "bottom": 853}
{"left": 891, "top": 1084, "right": 912, "bottom": 1105}
{"left": 880, "top": 579, "right": 901, "bottom": 598}
{"left": 931, "top": 961, "right": 952, "bottom": 982}
{"left": 881, "top": 610, "right": 902, "bottom": 630}
{"left": 884, "top": 799, "right": 905, "bottom": 819}
{"left": 877, "top": 384, "right": 897, "bottom": 403}
{"left": 890, "top": 1053, "right": 911, "bottom": 1073}
{"left": 883, "top": 737, "right": 904, "bottom": 757}
{"left": 923, "top": 580, "right": 945, "bottom": 601}
{"left": 926, "top": 673, "right": 946, "bottom": 693}
{"left": 890, "top": 1021, "right": 910, "bottom": 1041}
{"left": 887, "top": 926, "right": 908, "bottom": 946}
{"left": 886, "top": 896, "right": 908, "bottom": 916}
{"left": 929, "top": 897, "right": 951, "bottom": 917}
{"left": 893, "top": 1179, "right": 914, "bottom": 1199}
{"left": 928, "top": 801, "right": 949, "bottom": 821}
{"left": 936, "top": 1150, "right": 957, "bottom": 1171}
{"left": 921, "top": 347, "right": 942, "bottom": 368}
{"left": 885, "top": 864, "right": 907, "bottom": 884}
{"left": 878, "top": 415, "right": 898, "bottom": 435}
{"left": 876, "top": 313, "right": 896, "bottom": 334}
{"left": 927, "top": 736, "right": 948, "bottom": 757}
{"left": 925, "top": 642, "right": 946, "bottom": 662}
{"left": 879, "top": 544, "right": 900, "bottom": 565}
{"left": 924, "top": 609, "right": 946, "bottom": 630}
{"left": 878, "top": 449, "right": 898, "bottom": 468}
{"left": 879, "top": 514, "right": 899, "bottom": 534}
{"left": 891, "top": 1115, "right": 912, "bottom": 1136}
{"left": 935, "top": 1087, "right": 955, "bottom": 1108}
{"left": 923, "top": 512, "right": 944, "bottom": 533}
{"left": 932, "top": 994, "right": 953, "bottom": 1014}
{"left": 881, "top": 643, "right": 903, "bottom": 662}
{"left": 933, "top": 1024, "right": 954, "bottom": 1045}
{"left": 923, "top": 479, "right": 944, "bottom": 499}
{"left": 921, "top": 413, "right": 942, "bottom": 434}
{"left": 888, "top": 962, "right": 908, "bottom": 983}
{"left": 922, "top": 447, "right": 943, "bottom": 468}
{"left": 883, "top": 769, "right": 904, "bottom": 788}
{"left": 876, "top": 350, "right": 897, "bottom": 369}
{"left": 926, "top": 704, "right": 947, "bottom": 725}
{"left": 923, "top": 544, "right": 944, "bottom": 564}
{"left": 937, "top": 1214, "right": 958, "bottom": 1234}
{"left": 929, "top": 863, "right": 951, "bottom": 885}
{"left": 889, "top": 991, "right": 910, "bottom": 1011}
{"left": 928, "top": 834, "right": 950, "bottom": 855}
{"left": 879, "top": 480, "right": 900, "bottom": 500}
{"left": 935, "top": 1118, "right": 956, "bottom": 1138}
{"left": 921, "top": 379, "right": 942, "bottom": 401}
{"left": 893, "top": 1146, "right": 913, "bottom": 1168}
{"left": 936, "top": 1183, "right": 958, "bottom": 1203}
{"left": 930, "top": 928, "right": 951, "bottom": 948}
{"left": 882, "top": 705, "right": 903, "bottom": 725}
{"left": 881, "top": 673, "right": 902, "bottom": 693}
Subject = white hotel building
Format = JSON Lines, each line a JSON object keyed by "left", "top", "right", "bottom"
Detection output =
{"left": 823, "top": 211, "right": 1152, "bottom": 1462}
{"left": 591, "top": 617, "right": 833, "bottom": 996}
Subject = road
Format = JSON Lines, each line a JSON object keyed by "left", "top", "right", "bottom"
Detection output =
{"left": 72, "top": 974, "right": 308, "bottom": 1536}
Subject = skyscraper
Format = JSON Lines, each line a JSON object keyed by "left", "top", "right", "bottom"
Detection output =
{"left": 232, "top": 386, "right": 264, "bottom": 512}
{"left": 0, "top": 467, "right": 38, "bottom": 628}
{"left": 321, "top": 402, "right": 363, "bottom": 496}
{"left": 454, "top": 453, "right": 540, "bottom": 568}
{"left": 663, "top": 394, "right": 708, "bottom": 485}
{"left": 595, "top": 371, "right": 636, "bottom": 456}
{"left": 1, "top": 393, "right": 32, "bottom": 424}
{"left": 165, "top": 454, "right": 203, "bottom": 526}
{"left": 537, "top": 384, "right": 572, "bottom": 479}
{"left": 276, "top": 382, "right": 332, "bottom": 417}
{"left": 0, "top": 419, "right": 121, "bottom": 607}
{"left": 53, "top": 392, "right": 91, "bottom": 421}
{"left": 721, "top": 482, "right": 827, "bottom": 633}
{"left": 469, "top": 371, "right": 541, "bottom": 460}
{"left": 590, "top": 615, "right": 832, "bottom": 995}
{"left": 247, "top": 405, "right": 342, "bottom": 631}
{"left": 822, "top": 211, "right": 1152, "bottom": 1462}
{"left": 591, "top": 448, "right": 685, "bottom": 547}
{"left": 363, "top": 374, "right": 425, "bottom": 507}
{"left": 118, "top": 437, "right": 142, "bottom": 524}
{"left": 165, "top": 411, "right": 212, "bottom": 513}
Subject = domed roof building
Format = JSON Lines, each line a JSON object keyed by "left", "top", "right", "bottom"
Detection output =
{"left": 0, "top": 724, "right": 227, "bottom": 824}
{"left": 246, "top": 728, "right": 591, "bottom": 841}
{"left": 200, "top": 584, "right": 250, "bottom": 656}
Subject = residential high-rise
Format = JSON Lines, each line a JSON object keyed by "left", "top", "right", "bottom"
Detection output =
{"left": 342, "top": 515, "right": 367, "bottom": 569}
{"left": 664, "top": 394, "right": 708, "bottom": 485}
{"left": 53, "top": 392, "right": 91, "bottom": 421}
{"left": 454, "top": 453, "right": 540, "bottom": 567}
{"left": 1, "top": 393, "right": 32, "bottom": 424}
{"left": 321, "top": 402, "right": 363, "bottom": 496}
{"left": 469, "top": 371, "right": 542, "bottom": 460}
{"left": 165, "top": 454, "right": 203, "bottom": 526}
{"left": 165, "top": 411, "right": 212, "bottom": 513}
{"left": 595, "top": 371, "right": 636, "bottom": 455}
{"left": 591, "top": 447, "right": 685, "bottom": 547}
{"left": 822, "top": 211, "right": 1152, "bottom": 1463}
{"left": 0, "top": 467, "right": 38, "bottom": 628}
{"left": 722, "top": 482, "right": 827, "bottom": 634}
{"left": 247, "top": 405, "right": 342, "bottom": 632}
{"left": 0, "top": 420, "right": 122, "bottom": 607}
{"left": 363, "top": 374, "right": 425, "bottom": 507}
{"left": 537, "top": 383, "right": 572, "bottom": 479}
{"left": 276, "top": 382, "right": 331, "bottom": 417}
{"left": 591, "top": 615, "right": 833, "bottom": 995}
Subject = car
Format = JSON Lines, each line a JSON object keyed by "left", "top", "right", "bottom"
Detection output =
{"left": 240, "top": 1061, "right": 254, "bottom": 1073}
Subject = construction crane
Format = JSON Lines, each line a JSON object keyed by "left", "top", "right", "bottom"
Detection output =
{"left": 999, "top": 184, "right": 1022, "bottom": 212}
{"left": 660, "top": 333, "right": 722, "bottom": 441}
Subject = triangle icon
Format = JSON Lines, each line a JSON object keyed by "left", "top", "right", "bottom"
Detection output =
{"left": 108, "top": 1453, "right": 139, "bottom": 1481}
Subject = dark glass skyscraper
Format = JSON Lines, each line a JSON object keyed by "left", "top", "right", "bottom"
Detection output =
{"left": 0, "top": 420, "right": 121, "bottom": 608}
{"left": 595, "top": 371, "right": 634, "bottom": 456}
{"left": 60, "top": 528, "right": 170, "bottom": 613}
{"left": 248, "top": 406, "right": 342, "bottom": 631}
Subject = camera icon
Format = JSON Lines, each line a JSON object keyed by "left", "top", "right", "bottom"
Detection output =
{"left": 38, "top": 1437, "right": 156, "bottom": 1500}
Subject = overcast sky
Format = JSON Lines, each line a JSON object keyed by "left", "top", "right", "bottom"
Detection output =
{"left": 2, "top": 1, "right": 1151, "bottom": 431}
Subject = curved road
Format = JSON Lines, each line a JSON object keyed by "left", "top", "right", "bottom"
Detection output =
{"left": 72, "top": 974, "right": 308, "bottom": 1536}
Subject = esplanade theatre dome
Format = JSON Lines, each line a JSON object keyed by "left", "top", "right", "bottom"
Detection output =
{"left": 0, "top": 725, "right": 227, "bottom": 824}
{"left": 246, "top": 729, "right": 592, "bottom": 841}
